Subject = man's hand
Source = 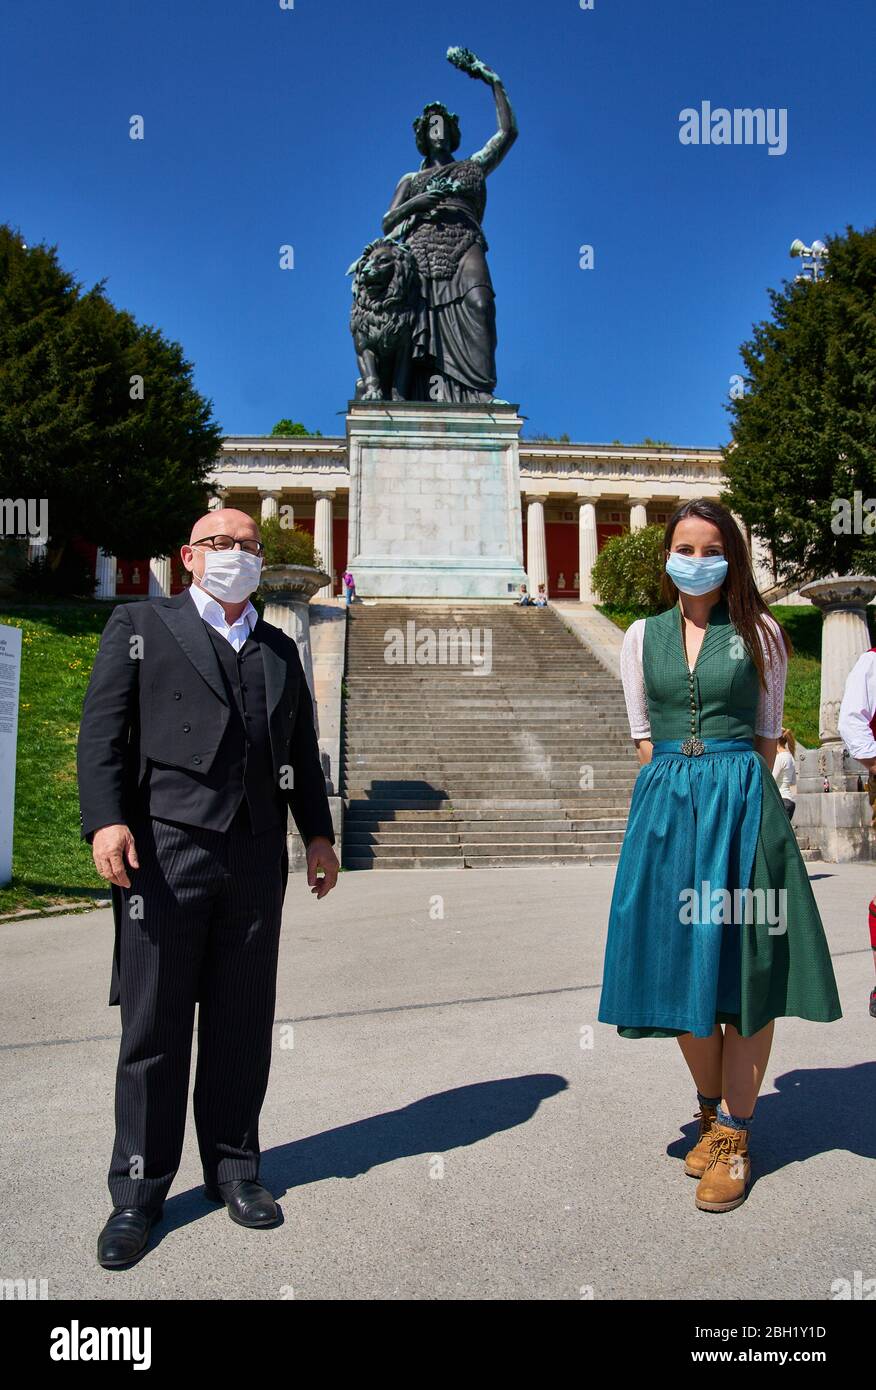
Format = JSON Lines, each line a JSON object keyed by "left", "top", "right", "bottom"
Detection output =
{"left": 92, "top": 824, "right": 139, "bottom": 889}
{"left": 306, "top": 836, "right": 339, "bottom": 900}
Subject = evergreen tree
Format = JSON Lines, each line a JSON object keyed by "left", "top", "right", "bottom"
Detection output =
{"left": 723, "top": 224, "right": 876, "bottom": 583}
{"left": 0, "top": 225, "right": 223, "bottom": 567}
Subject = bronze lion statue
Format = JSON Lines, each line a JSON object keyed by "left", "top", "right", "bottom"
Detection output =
{"left": 347, "top": 237, "right": 422, "bottom": 401}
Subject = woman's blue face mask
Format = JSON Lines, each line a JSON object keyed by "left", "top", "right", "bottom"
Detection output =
{"left": 665, "top": 551, "right": 728, "bottom": 596}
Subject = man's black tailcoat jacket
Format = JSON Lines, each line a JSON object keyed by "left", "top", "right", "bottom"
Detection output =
{"left": 76, "top": 590, "right": 335, "bottom": 1005}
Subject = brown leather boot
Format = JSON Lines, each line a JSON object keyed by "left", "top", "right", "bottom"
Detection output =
{"left": 695, "top": 1122, "right": 751, "bottom": 1212}
{"left": 683, "top": 1103, "right": 718, "bottom": 1177}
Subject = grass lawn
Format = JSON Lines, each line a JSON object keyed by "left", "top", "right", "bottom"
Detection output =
{"left": 597, "top": 602, "right": 876, "bottom": 749}
{"left": 0, "top": 601, "right": 111, "bottom": 915}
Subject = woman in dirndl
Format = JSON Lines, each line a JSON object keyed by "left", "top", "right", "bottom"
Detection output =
{"left": 598, "top": 498, "right": 841, "bottom": 1212}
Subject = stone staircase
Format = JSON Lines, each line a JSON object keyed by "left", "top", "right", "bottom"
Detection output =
{"left": 340, "top": 602, "right": 640, "bottom": 868}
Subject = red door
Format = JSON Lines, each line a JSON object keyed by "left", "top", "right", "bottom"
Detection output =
{"left": 597, "top": 523, "right": 626, "bottom": 550}
{"left": 545, "top": 522, "right": 579, "bottom": 597}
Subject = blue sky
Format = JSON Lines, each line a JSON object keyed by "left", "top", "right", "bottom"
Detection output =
{"left": 4, "top": 0, "right": 874, "bottom": 446}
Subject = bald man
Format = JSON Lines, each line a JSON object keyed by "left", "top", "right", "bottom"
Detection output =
{"left": 77, "top": 509, "right": 339, "bottom": 1267}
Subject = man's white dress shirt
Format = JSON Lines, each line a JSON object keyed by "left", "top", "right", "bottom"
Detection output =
{"left": 188, "top": 581, "right": 257, "bottom": 652}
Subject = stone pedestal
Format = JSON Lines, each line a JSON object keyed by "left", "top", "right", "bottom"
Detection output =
{"left": 346, "top": 400, "right": 528, "bottom": 599}
{"left": 260, "top": 564, "right": 330, "bottom": 721}
{"left": 795, "top": 742, "right": 874, "bottom": 861}
{"left": 794, "top": 574, "right": 876, "bottom": 862}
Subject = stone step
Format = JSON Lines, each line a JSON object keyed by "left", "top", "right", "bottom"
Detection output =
{"left": 342, "top": 760, "right": 638, "bottom": 773}
{"left": 343, "top": 601, "right": 633, "bottom": 869}
{"left": 343, "top": 849, "right": 621, "bottom": 869}
{"left": 343, "top": 818, "right": 628, "bottom": 836}
{"left": 344, "top": 777, "right": 638, "bottom": 790}
{"left": 344, "top": 799, "right": 632, "bottom": 816}
{"left": 344, "top": 789, "right": 636, "bottom": 801}
{"left": 346, "top": 828, "right": 628, "bottom": 839}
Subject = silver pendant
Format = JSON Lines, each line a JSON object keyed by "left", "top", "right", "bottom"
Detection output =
{"left": 681, "top": 737, "right": 705, "bottom": 756}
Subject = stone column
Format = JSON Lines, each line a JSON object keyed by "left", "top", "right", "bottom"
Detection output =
{"left": 525, "top": 495, "right": 548, "bottom": 596}
{"left": 578, "top": 500, "right": 598, "bottom": 603}
{"left": 794, "top": 574, "right": 876, "bottom": 862}
{"left": 731, "top": 512, "right": 749, "bottom": 545}
{"left": 750, "top": 532, "right": 775, "bottom": 592}
{"left": 148, "top": 556, "right": 172, "bottom": 597}
{"left": 313, "top": 491, "right": 335, "bottom": 600}
{"left": 260, "top": 490, "right": 281, "bottom": 524}
{"left": 800, "top": 576, "right": 876, "bottom": 743}
{"left": 208, "top": 489, "right": 225, "bottom": 512}
{"left": 95, "top": 548, "right": 117, "bottom": 599}
{"left": 629, "top": 501, "right": 649, "bottom": 532}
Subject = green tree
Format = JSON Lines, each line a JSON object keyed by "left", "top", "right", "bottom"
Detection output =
{"left": 259, "top": 516, "right": 317, "bottom": 568}
{"left": 270, "top": 419, "right": 323, "bottom": 437}
{"left": 0, "top": 225, "right": 222, "bottom": 569}
{"left": 590, "top": 524, "right": 665, "bottom": 613}
{"left": 723, "top": 224, "right": 876, "bottom": 584}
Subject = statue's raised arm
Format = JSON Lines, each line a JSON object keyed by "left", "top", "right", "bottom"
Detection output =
{"left": 447, "top": 46, "right": 518, "bottom": 174}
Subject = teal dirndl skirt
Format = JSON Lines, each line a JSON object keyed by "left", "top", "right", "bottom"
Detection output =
{"left": 597, "top": 739, "right": 761, "bottom": 1039}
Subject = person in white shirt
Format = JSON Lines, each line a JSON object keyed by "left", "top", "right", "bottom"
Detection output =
{"left": 772, "top": 729, "right": 797, "bottom": 820}
{"left": 838, "top": 647, "right": 876, "bottom": 776}
{"left": 837, "top": 646, "right": 876, "bottom": 1017}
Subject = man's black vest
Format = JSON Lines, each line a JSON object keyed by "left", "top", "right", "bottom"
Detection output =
{"left": 143, "top": 624, "right": 286, "bottom": 834}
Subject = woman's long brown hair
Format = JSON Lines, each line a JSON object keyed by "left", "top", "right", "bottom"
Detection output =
{"left": 661, "top": 498, "right": 792, "bottom": 690}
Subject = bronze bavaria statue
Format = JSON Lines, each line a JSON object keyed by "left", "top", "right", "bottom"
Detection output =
{"left": 349, "top": 47, "right": 517, "bottom": 404}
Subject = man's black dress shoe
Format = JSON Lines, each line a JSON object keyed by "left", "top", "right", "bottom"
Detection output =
{"left": 203, "top": 1178, "right": 280, "bottom": 1227}
{"left": 97, "top": 1205, "right": 162, "bottom": 1269}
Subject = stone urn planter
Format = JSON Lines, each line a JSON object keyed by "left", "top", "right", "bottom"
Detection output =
{"left": 259, "top": 563, "right": 331, "bottom": 723}
{"left": 794, "top": 573, "right": 876, "bottom": 861}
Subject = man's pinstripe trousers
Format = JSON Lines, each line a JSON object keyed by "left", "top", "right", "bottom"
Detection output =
{"left": 109, "top": 804, "right": 287, "bottom": 1208}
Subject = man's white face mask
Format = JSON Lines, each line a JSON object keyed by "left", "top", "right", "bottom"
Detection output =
{"left": 198, "top": 546, "right": 263, "bottom": 603}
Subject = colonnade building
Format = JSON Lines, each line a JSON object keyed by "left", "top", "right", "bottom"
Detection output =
{"left": 83, "top": 434, "right": 767, "bottom": 601}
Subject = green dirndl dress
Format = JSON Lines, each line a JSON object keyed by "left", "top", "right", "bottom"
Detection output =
{"left": 597, "top": 600, "right": 842, "bottom": 1039}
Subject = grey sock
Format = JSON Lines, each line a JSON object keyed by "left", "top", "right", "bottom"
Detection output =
{"left": 716, "top": 1104, "right": 752, "bottom": 1130}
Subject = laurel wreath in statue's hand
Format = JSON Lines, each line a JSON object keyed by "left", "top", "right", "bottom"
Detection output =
{"left": 447, "top": 46, "right": 499, "bottom": 86}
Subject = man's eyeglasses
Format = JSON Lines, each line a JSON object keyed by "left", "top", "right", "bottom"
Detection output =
{"left": 192, "top": 534, "right": 264, "bottom": 557}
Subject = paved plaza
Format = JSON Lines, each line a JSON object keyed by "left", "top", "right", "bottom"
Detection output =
{"left": 1, "top": 862, "right": 872, "bottom": 1301}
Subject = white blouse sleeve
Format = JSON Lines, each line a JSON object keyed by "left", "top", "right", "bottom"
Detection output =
{"left": 619, "top": 619, "right": 650, "bottom": 739}
{"left": 754, "top": 615, "right": 788, "bottom": 739}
